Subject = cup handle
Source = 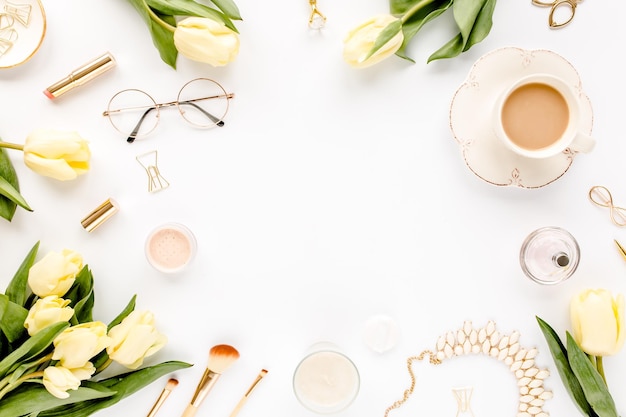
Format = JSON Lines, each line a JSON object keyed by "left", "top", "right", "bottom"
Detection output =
{"left": 569, "top": 132, "right": 595, "bottom": 154}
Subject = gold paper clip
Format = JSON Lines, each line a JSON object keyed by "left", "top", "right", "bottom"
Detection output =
{"left": 136, "top": 150, "right": 169, "bottom": 193}
{"left": 4, "top": 0, "right": 32, "bottom": 27}
{"left": 308, "top": 0, "right": 326, "bottom": 29}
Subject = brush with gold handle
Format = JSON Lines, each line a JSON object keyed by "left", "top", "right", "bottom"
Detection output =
{"left": 182, "top": 344, "right": 240, "bottom": 417}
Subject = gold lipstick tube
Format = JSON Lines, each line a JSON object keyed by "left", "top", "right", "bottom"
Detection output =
{"left": 44, "top": 52, "right": 116, "bottom": 99}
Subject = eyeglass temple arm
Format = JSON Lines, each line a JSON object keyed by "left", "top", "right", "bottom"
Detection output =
{"left": 179, "top": 101, "right": 225, "bottom": 127}
{"left": 127, "top": 107, "right": 157, "bottom": 143}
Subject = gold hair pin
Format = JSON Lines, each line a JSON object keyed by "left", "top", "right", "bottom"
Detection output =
{"left": 229, "top": 369, "right": 268, "bottom": 417}
{"left": 308, "top": 0, "right": 326, "bottom": 29}
{"left": 588, "top": 185, "right": 626, "bottom": 226}
{"left": 137, "top": 150, "right": 170, "bottom": 193}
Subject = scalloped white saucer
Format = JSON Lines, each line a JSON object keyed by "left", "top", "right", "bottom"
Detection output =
{"left": 0, "top": 0, "right": 46, "bottom": 69}
{"left": 449, "top": 47, "right": 594, "bottom": 188}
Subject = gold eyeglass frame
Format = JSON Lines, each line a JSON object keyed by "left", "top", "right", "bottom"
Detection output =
{"left": 103, "top": 78, "right": 234, "bottom": 143}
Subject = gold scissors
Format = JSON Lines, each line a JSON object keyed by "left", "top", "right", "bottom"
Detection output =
{"left": 532, "top": 0, "right": 581, "bottom": 29}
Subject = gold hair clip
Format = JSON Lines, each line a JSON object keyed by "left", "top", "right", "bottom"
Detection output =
{"left": 4, "top": 0, "right": 31, "bottom": 27}
{"left": 452, "top": 387, "right": 475, "bottom": 417}
{"left": 532, "top": 0, "right": 581, "bottom": 29}
{"left": 308, "top": 0, "right": 326, "bottom": 29}
{"left": 136, "top": 150, "right": 169, "bottom": 193}
{"left": 588, "top": 185, "right": 626, "bottom": 226}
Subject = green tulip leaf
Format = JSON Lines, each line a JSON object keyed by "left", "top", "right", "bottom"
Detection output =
{"left": 0, "top": 176, "right": 31, "bottom": 217}
{"left": 0, "top": 295, "right": 28, "bottom": 344}
{"left": 452, "top": 0, "right": 487, "bottom": 46}
{"left": 428, "top": 0, "right": 495, "bottom": 62}
{"left": 125, "top": 0, "right": 178, "bottom": 68}
{"left": 0, "top": 322, "right": 68, "bottom": 379}
{"left": 36, "top": 361, "right": 193, "bottom": 417}
{"left": 536, "top": 316, "right": 593, "bottom": 417}
{"left": 0, "top": 383, "right": 115, "bottom": 417}
{"left": 148, "top": 12, "right": 178, "bottom": 69}
{"left": 391, "top": 0, "right": 452, "bottom": 62}
{"left": 207, "top": 0, "right": 241, "bottom": 20}
{"left": 365, "top": 20, "right": 403, "bottom": 61}
{"left": 0, "top": 146, "right": 32, "bottom": 221}
{"left": 4, "top": 242, "right": 39, "bottom": 308}
{"left": 147, "top": 0, "right": 239, "bottom": 32}
{"left": 108, "top": 295, "right": 137, "bottom": 331}
{"left": 65, "top": 266, "right": 95, "bottom": 324}
{"left": 567, "top": 332, "right": 618, "bottom": 417}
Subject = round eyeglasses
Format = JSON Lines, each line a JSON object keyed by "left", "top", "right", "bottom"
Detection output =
{"left": 103, "top": 78, "right": 234, "bottom": 143}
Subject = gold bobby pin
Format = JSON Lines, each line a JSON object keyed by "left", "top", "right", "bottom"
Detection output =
{"left": 4, "top": 0, "right": 32, "bottom": 26}
{"left": 308, "top": 0, "right": 326, "bottom": 29}
{"left": 136, "top": 150, "right": 169, "bottom": 193}
{"left": 588, "top": 185, "right": 626, "bottom": 226}
{"left": 228, "top": 369, "right": 268, "bottom": 417}
{"left": 146, "top": 378, "right": 178, "bottom": 417}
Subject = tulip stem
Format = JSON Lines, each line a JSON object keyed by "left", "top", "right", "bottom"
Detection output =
{"left": 401, "top": 0, "right": 437, "bottom": 24}
{"left": 95, "top": 358, "right": 113, "bottom": 374}
{"left": 596, "top": 356, "right": 607, "bottom": 385}
{"left": 0, "top": 141, "right": 24, "bottom": 151}
{"left": 0, "top": 371, "right": 44, "bottom": 401}
{"left": 142, "top": 0, "right": 175, "bottom": 33}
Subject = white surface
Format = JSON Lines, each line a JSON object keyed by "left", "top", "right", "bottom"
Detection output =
{"left": 1, "top": 1, "right": 625, "bottom": 417}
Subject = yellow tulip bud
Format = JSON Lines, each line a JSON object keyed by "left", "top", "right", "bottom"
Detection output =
{"left": 343, "top": 14, "right": 404, "bottom": 69}
{"left": 23, "top": 129, "right": 91, "bottom": 181}
{"left": 27, "top": 249, "right": 83, "bottom": 298}
{"left": 42, "top": 366, "right": 81, "bottom": 399}
{"left": 24, "top": 295, "right": 74, "bottom": 336}
{"left": 52, "top": 322, "right": 111, "bottom": 369}
{"left": 570, "top": 288, "right": 625, "bottom": 356}
{"left": 107, "top": 310, "right": 167, "bottom": 369}
{"left": 42, "top": 363, "right": 95, "bottom": 399}
{"left": 174, "top": 17, "right": 240, "bottom": 67}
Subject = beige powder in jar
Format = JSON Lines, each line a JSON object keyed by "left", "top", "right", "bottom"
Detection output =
{"left": 145, "top": 223, "right": 197, "bottom": 273}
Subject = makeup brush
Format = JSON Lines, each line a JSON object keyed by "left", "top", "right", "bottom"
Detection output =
{"left": 182, "top": 344, "right": 240, "bottom": 417}
{"left": 146, "top": 378, "right": 178, "bottom": 417}
{"left": 228, "top": 369, "right": 268, "bottom": 417}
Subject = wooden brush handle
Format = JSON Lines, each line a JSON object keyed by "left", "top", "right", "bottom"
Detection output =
{"left": 182, "top": 404, "right": 198, "bottom": 417}
{"left": 229, "top": 397, "right": 247, "bottom": 417}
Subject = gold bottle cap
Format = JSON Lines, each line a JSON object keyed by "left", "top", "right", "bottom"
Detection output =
{"left": 81, "top": 198, "right": 119, "bottom": 232}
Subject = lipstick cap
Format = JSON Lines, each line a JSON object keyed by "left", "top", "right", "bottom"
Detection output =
{"left": 81, "top": 198, "right": 119, "bottom": 232}
{"left": 44, "top": 52, "right": 116, "bottom": 99}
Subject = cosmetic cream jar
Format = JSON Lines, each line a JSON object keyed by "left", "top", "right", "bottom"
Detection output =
{"left": 145, "top": 222, "right": 197, "bottom": 273}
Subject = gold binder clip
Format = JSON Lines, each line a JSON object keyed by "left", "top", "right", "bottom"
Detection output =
{"left": 136, "top": 150, "right": 169, "bottom": 193}
{"left": 308, "top": 0, "right": 326, "bottom": 29}
{"left": 4, "top": 1, "right": 32, "bottom": 27}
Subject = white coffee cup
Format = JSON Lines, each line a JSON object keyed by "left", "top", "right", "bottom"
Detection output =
{"left": 494, "top": 73, "right": 595, "bottom": 159}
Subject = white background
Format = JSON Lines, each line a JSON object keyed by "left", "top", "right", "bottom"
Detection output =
{"left": 1, "top": 1, "right": 625, "bottom": 416}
